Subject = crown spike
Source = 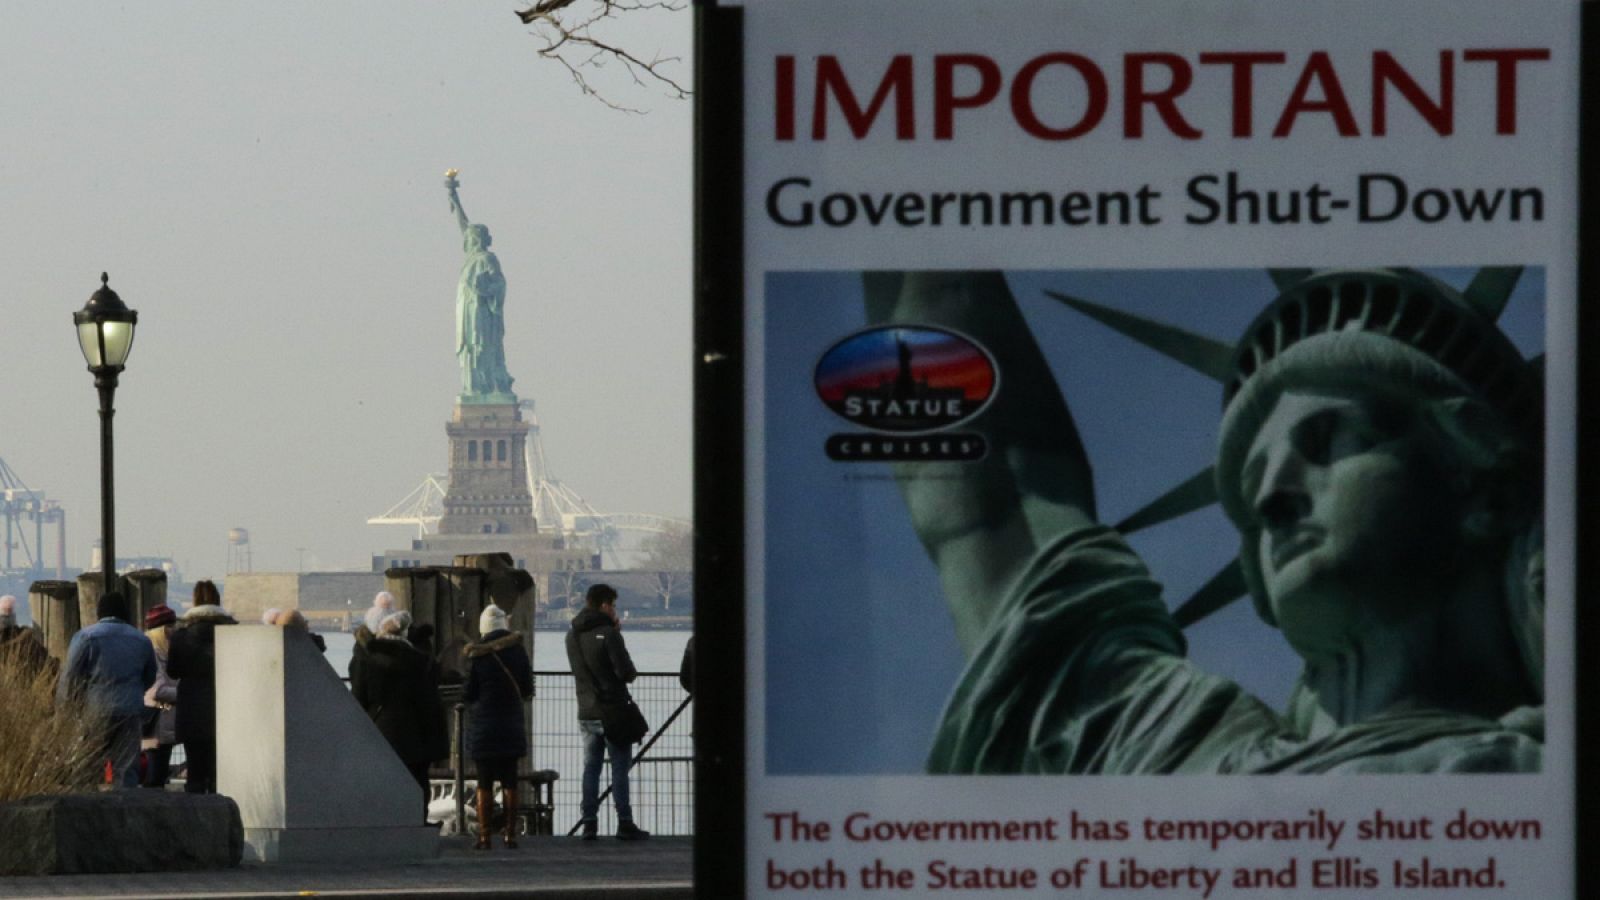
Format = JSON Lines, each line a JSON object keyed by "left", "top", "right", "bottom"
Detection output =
{"left": 1043, "top": 290, "right": 1235, "bottom": 382}
{"left": 1171, "top": 558, "right": 1249, "bottom": 628}
{"left": 1462, "top": 266, "right": 1524, "bottom": 321}
{"left": 1114, "top": 466, "right": 1217, "bottom": 534}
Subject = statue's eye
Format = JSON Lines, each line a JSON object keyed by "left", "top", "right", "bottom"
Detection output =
{"left": 1294, "top": 408, "right": 1384, "bottom": 465}
{"left": 1291, "top": 411, "right": 1340, "bottom": 465}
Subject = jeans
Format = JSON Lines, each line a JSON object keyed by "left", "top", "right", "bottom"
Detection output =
{"left": 579, "top": 718, "right": 633, "bottom": 824}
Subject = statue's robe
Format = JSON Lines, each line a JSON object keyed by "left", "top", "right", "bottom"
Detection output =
{"left": 456, "top": 246, "right": 508, "bottom": 396}
{"left": 928, "top": 526, "right": 1542, "bottom": 774}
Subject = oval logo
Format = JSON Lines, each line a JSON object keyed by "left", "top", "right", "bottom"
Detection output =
{"left": 814, "top": 325, "right": 998, "bottom": 433}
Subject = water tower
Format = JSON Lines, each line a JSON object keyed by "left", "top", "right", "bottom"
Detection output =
{"left": 227, "top": 528, "right": 252, "bottom": 574}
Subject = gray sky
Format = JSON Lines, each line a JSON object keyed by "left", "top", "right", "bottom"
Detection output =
{"left": 0, "top": 3, "right": 693, "bottom": 578}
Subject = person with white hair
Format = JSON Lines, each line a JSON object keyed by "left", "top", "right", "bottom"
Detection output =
{"left": 350, "top": 591, "right": 397, "bottom": 685}
{"left": 364, "top": 591, "right": 396, "bottom": 635}
{"left": 463, "top": 602, "right": 532, "bottom": 849}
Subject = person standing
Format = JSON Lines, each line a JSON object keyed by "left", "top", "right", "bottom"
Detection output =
{"left": 56, "top": 590, "right": 157, "bottom": 788}
{"left": 463, "top": 603, "right": 532, "bottom": 850}
{"left": 566, "top": 583, "right": 648, "bottom": 841}
{"left": 349, "top": 591, "right": 396, "bottom": 684}
{"left": 0, "top": 594, "right": 52, "bottom": 675}
{"left": 352, "top": 610, "right": 446, "bottom": 819}
{"left": 166, "top": 580, "right": 236, "bottom": 793}
{"left": 140, "top": 604, "right": 181, "bottom": 788}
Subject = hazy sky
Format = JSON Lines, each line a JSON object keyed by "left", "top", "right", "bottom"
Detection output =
{"left": 0, "top": 3, "right": 693, "bottom": 578}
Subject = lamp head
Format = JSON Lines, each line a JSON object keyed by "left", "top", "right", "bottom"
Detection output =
{"left": 74, "top": 273, "right": 138, "bottom": 373}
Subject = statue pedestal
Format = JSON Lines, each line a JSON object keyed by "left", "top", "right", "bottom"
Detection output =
{"left": 216, "top": 628, "right": 439, "bottom": 863}
{"left": 440, "top": 400, "right": 538, "bottom": 536}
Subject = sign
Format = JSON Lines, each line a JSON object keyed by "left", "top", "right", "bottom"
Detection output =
{"left": 695, "top": 1, "right": 1587, "bottom": 896}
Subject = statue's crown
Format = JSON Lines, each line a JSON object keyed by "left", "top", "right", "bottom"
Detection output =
{"left": 1224, "top": 268, "right": 1539, "bottom": 437}
{"left": 1044, "top": 266, "right": 1540, "bottom": 628}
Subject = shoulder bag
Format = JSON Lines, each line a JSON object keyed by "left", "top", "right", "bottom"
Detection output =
{"left": 601, "top": 698, "right": 650, "bottom": 745}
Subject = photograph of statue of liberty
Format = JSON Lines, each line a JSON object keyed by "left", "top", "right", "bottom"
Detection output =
{"left": 760, "top": 267, "right": 1546, "bottom": 776}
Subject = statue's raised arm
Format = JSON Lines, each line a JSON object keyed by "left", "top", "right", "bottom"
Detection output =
{"left": 864, "top": 271, "right": 1098, "bottom": 653}
{"left": 444, "top": 169, "right": 470, "bottom": 236}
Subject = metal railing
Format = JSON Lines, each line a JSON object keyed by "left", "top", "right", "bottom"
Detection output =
{"left": 531, "top": 671, "right": 693, "bottom": 836}
{"left": 165, "top": 670, "right": 695, "bottom": 837}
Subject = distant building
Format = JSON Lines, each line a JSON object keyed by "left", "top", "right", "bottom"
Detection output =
{"left": 222, "top": 572, "right": 386, "bottom": 629}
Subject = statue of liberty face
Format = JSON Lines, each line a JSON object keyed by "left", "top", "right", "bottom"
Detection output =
{"left": 465, "top": 224, "right": 492, "bottom": 252}
{"left": 1241, "top": 389, "right": 1463, "bottom": 657}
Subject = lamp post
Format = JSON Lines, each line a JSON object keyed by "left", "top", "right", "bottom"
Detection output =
{"left": 74, "top": 273, "right": 138, "bottom": 596}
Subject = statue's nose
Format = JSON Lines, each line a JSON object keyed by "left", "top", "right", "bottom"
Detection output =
{"left": 1252, "top": 444, "right": 1311, "bottom": 530}
{"left": 1256, "top": 488, "right": 1310, "bottom": 532}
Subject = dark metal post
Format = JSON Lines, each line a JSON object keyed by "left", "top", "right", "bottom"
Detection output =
{"left": 96, "top": 374, "right": 118, "bottom": 594}
{"left": 453, "top": 702, "right": 467, "bottom": 835}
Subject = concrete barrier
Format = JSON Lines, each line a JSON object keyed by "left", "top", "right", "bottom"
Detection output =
{"left": 216, "top": 626, "right": 439, "bottom": 863}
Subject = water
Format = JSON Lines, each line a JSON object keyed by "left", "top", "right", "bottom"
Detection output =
{"left": 321, "top": 629, "right": 691, "bottom": 676}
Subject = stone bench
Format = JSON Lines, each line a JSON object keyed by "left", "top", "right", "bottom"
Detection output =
{"left": 0, "top": 791, "right": 243, "bottom": 875}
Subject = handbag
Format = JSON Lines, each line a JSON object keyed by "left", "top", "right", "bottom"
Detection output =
{"left": 600, "top": 699, "right": 650, "bottom": 745}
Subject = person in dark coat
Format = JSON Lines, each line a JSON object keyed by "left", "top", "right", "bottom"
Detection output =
{"left": 463, "top": 603, "right": 532, "bottom": 850}
{"left": 348, "top": 591, "right": 396, "bottom": 686}
{"left": 678, "top": 636, "right": 694, "bottom": 695}
{"left": 350, "top": 610, "right": 447, "bottom": 818}
{"left": 566, "top": 583, "right": 647, "bottom": 841}
{"left": 165, "top": 580, "right": 237, "bottom": 794}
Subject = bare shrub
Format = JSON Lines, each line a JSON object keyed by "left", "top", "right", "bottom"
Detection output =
{"left": 0, "top": 646, "right": 105, "bottom": 802}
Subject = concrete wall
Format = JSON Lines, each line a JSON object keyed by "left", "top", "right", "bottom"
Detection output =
{"left": 216, "top": 626, "right": 437, "bottom": 862}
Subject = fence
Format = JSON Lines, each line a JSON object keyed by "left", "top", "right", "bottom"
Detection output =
{"left": 166, "top": 669, "right": 695, "bottom": 837}
{"left": 530, "top": 671, "right": 694, "bottom": 836}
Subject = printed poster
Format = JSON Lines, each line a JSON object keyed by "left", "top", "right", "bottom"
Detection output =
{"left": 739, "top": 1, "right": 1579, "bottom": 896}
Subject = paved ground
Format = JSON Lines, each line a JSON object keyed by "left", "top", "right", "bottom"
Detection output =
{"left": 0, "top": 835, "right": 693, "bottom": 900}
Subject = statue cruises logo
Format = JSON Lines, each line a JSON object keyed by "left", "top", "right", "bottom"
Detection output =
{"left": 814, "top": 325, "right": 996, "bottom": 461}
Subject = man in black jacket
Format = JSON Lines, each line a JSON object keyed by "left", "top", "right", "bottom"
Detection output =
{"left": 565, "top": 583, "right": 648, "bottom": 841}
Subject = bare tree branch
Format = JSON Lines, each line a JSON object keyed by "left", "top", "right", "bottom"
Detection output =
{"left": 516, "top": 0, "right": 690, "bottom": 112}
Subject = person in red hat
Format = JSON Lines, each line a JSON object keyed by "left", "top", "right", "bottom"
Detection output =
{"left": 140, "top": 604, "right": 180, "bottom": 788}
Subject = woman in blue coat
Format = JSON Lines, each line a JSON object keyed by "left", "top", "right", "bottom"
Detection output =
{"left": 463, "top": 603, "right": 532, "bottom": 849}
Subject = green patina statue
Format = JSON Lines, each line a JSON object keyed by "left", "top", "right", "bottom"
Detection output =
{"left": 445, "top": 170, "right": 516, "bottom": 403}
{"left": 866, "top": 268, "right": 1544, "bottom": 774}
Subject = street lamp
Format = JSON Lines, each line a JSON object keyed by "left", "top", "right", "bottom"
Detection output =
{"left": 74, "top": 273, "right": 138, "bottom": 595}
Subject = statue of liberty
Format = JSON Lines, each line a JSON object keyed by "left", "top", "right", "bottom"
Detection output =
{"left": 867, "top": 268, "right": 1544, "bottom": 774}
{"left": 445, "top": 170, "right": 516, "bottom": 402}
